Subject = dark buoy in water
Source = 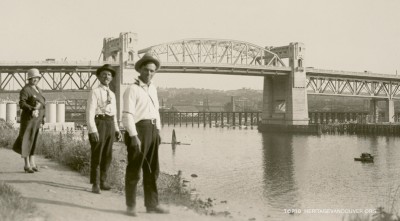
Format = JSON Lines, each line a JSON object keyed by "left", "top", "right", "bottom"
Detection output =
{"left": 171, "top": 129, "right": 177, "bottom": 154}
{"left": 172, "top": 129, "right": 177, "bottom": 144}
{"left": 161, "top": 129, "right": 189, "bottom": 146}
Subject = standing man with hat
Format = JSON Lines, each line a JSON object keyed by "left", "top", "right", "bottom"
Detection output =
{"left": 122, "top": 54, "right": 168, "bottom": 216}
{"left": 86, "top": 64, "right": 122, "bottom": 194}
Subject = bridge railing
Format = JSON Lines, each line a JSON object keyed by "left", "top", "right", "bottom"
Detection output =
{"left": 307, "top": 68, "right": 400, "bottom": 80}
{"left": 0, "top": 60, "right": 119, "bottom": 66}
{"left": 161, "top": 62, "right": 291, "bottom": 70}
{"left": 159, "top": 111, "right": 261, "bottom": 128}
{"left": 309, "top": 112, "right": 400, "bottom": 124}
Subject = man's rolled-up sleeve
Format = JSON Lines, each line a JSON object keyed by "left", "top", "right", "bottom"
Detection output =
{"left": 122, "top": 86, "right": 138, "bottom": 136}
{"left": 86, "top": 90, "right": 98, "bottom": 134}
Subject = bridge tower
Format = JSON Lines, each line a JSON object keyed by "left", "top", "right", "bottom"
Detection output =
{"left": 102, "top": 32, "right": 138, "bottom": 120}
{"left": 261, "top": 42, "right": 309, "bottom": 128}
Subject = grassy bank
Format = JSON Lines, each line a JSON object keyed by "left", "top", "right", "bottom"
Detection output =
{"left": 0, "top": 181, "right": 43, "bottom": 221}
{"left": 0, "top": 127, "right": 213, "bottom": 216}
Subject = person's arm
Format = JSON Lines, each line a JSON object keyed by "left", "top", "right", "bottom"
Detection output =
{"left": 154, "top": 88, "right": 162, "bottom": 131}
{"left": 19, "top": 88, "right": 36, "bottom": 111}
{"left": 121, "top": 86, "right": 138, "bottom": 136}
{"left": 122, "top": 86, "right": 141, "bottom": 147}
{"left": 112, "top": 92, "right": 122, "bottom": 140}
{"left": 86, "top": 90, "right": 98, "bottom": 134}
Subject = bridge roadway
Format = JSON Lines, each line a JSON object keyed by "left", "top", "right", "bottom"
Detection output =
{"left": 1, "top": 62, "right": 400, "bottom": 100}
{"left": 0, "top": 61, "right": 399, "bottom": 81}
{"left": 0, "top": 61, "right": 115, "bottom": 71}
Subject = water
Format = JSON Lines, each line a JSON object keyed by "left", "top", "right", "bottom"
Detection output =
{"left": 158, "top": 126, "right": 400, "bottom": 221}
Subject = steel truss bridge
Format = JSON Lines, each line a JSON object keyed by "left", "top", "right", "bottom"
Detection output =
{"left": 138, "top": 39, "right": 289, "bottom": 76}
{"left": 1, "top": 38, "right": 400, "bottom": 114}
{"left": 306, "top": 69, "right": 400, "bottom": 100}
{"left": 0, "top": 61, "right": 113, "bottom": 91}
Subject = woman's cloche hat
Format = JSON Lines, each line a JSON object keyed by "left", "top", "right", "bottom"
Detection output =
{"left": 27, "top": 68, "right": 41, "bottom": 79}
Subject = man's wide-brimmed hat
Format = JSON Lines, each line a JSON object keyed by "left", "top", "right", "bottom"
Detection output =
{"left": 96, "top": 64, "right": 116, "bottom": 77}
{"left": 134, "top": 53, "right": 160, "bottom": 72}
{"left": 27, "top": 68, "right": 41, "bottom": 79}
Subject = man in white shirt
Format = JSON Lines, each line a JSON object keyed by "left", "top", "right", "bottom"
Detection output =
{"left": 86, "top": 64, "right": 122, "bottom": 194}
{"left": 122, "top": 54, "right": 168, "bottom": 216}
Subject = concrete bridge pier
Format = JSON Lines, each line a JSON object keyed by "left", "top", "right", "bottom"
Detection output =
{"left": 259, "top": 43, "right": 314, "bottom": 133}
{"left": 367, "top": 99, "right": 394, "bottom": 123}
{"left": 369, "top": 99, "right": 379, "bottom": 123}
{"left": 385, "top": 99, "right": 395, "bottom": 123}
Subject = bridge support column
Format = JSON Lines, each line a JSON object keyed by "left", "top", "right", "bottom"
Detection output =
{"left": 259, "top": 43, "right": 314, "bottom": 133}
{"left": 261, "top": 76, "right": 273, "bottom": 122}
{"left": 285, "top": 67, "right": 309, "bottom": 125}
{"left": 385, "top": 99, "right": 394, "bottom": 123}
{"left": 369, "top": 99, "right": 378, "bottom": 123}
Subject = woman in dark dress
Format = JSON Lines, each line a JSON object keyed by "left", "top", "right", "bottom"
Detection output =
{"left": 13, "top": 68, "right": 46, "bottom": 173}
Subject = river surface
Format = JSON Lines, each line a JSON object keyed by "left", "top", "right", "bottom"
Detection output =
{"left": 157, "top": 126, "right": 400, "bottom": 221}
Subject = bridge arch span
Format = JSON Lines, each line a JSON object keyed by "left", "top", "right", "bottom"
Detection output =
{"left": 137, "top": 39, "right": 287, "bottom": 75}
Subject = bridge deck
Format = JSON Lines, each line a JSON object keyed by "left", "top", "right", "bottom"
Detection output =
{"left": 307, "top": 68, "right": 400, "bottom": 81}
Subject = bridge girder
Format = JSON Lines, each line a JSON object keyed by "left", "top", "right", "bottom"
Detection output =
{"left": 307, "top": 76, "right": 400, "bottom": 99}
{"left": 0, "top": 71, "right": 98, "bottom": 91}
{"left": 0, "top": 62, "right": 118, "bottom": 91}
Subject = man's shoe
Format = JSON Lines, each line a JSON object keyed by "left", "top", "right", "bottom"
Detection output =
{"left": 146, "top": 206, "right": 169, "bottom": 214}
{"left": 100, "top": 182, "right": 111, "bottom": 191}
{"left": 126, "top": 207, "right": 137, "bottom": 216}
{"left": 92, "top": 184, "right": 101, "bottom": 194}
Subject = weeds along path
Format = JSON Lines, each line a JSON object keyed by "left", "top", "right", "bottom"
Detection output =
{"left": 0, "top": 148, "right": 235, "bottom": 221}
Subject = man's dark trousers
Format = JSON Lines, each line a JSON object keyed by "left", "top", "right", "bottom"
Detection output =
{"left": 124, "top": 120, "right": 160, "bottom": 209}
{"left": 89, "top": 115, "right": 115, "bottom": 185}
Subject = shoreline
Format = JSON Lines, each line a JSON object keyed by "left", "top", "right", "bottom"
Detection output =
{"left": 0, "top": 126, "right": 239, "bottom": 220}
{"left": 0, "top": 147, "right": 238, "bottom": 221}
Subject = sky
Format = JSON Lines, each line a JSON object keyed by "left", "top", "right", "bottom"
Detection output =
{"left": 0, "top": 0, "right": 399, "bottom": 90}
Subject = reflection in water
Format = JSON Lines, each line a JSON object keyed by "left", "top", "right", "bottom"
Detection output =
{"left": 171, "top": 142, "right": 177, "bottom": 155}
{"left": 262, "top": 133, "right": 300, "bottom": 213}
{"left": 158, "top": 126, "right": 400, "bottom": 221}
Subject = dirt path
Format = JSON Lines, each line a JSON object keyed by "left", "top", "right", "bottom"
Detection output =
{"left": 0, "top": 148, "right": 237, "bottom": 221}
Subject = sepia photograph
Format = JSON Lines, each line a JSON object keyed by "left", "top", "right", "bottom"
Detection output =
{"left": 0, "top": 0, "right": 400, "bottom": 220}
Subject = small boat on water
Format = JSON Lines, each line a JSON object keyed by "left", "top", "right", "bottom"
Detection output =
{"left": 354, "top": 153, "right": 374, "bottom": 162}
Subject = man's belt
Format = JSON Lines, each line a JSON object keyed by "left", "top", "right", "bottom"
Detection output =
{"left": 95, "top": 114, "right": 114, "bottom": 119}
{"left": 137, "top": 119, "right": 157, "bottom": 125}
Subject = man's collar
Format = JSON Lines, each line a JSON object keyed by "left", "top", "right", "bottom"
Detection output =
{"left": 135, "top": 79, "right": 151, "bottom": 87}
{"left": 98, "top": 83, "right": 109, "bottom": 89}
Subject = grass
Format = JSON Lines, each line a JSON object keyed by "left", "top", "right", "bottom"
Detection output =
{"left": 0, "top": 126, "right": 215, "bottom": 216}
{"left": 0, "top": 182, "right": 42, "bottom": 221}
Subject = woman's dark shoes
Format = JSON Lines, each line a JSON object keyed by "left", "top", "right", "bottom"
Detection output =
{"left": 146, "top": 206, "right": 169, "bottom": 214}
{"left": 100, "top": 182, "right": 111, "bottom": 191}
{"left": 24, "top": 167, "right": 34, "bottom": 173}
{"left": 31, "top": 166, "right": 39, "bottom": 172}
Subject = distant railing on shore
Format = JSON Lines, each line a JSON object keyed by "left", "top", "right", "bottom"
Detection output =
{"left": 309, "top": 111, "right": 400, "bottom": 135}
{"left": 160, "top": 111, "right": 261, "bottom": 128}
{"left": 309, "top": 112, "right": 400, "bottom": 124}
